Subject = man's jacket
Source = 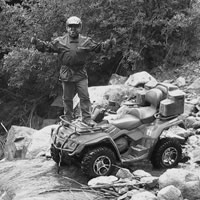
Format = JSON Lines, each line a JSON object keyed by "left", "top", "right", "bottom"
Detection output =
{"left": 34, "top": 33, "right": 112, "bottom": 82}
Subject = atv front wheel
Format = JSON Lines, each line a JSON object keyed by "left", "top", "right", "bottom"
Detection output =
{"left": 81, "top": 147, "right": 116, "bottom": 178}
{"left": 151, "top": 139, "right": 182, "bottom": 169}
{"left": 50, "top": 145, "right": 71, "bottom": 166}
{"left": 50, "top": 144, "right": 60, "bottom": 164}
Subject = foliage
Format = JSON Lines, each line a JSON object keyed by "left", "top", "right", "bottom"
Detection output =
{"left": 3, "top": 48, "right": 59, "bottom": 96}
{"left": 0, "top": 0, "right": 67, "bottom": 98}
{"left": 59, "top": 0, "right": 200, "bottom": 72}
{"left": 1, "top": 0, "right": 200, "bottom": 88}
{"left": 79, "top": 0, "right": 200, "bottom": 70}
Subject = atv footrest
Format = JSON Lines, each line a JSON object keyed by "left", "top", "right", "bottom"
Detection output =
{"left": 121, "top": 153, "right": 149, "bottom": 163}
{"left": 130, "top": 145, "right": 148, "bottom": 157}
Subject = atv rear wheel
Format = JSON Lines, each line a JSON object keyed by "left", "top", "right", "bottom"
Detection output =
{"left": 81, "top": 147, "right": 116, "bottom": 178}
{"left": 151, "top": 139, "right": 182, "bottom": 169}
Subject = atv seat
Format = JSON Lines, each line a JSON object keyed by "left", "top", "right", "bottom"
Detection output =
{"left": 127, "top": 88, "right": 163, "bottom": 122}
{"left": 109, "top": 88, "right": 163, "bottom": 130}
{"left": 109, "top": 114, "right": 142, "bottom": 130}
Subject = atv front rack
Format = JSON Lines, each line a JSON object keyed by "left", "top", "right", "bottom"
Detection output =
{"left": 58, "top": 115, "right": 108, "bottom": 134}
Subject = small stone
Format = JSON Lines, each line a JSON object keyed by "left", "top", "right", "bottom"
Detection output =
{"left": 132, "top": 169, "right": 152, "bottom": 178}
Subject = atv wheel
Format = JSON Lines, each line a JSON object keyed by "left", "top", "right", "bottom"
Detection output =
{"left": 0, "top": 141, "right": 4, "bottom": 160}
{"left": 151, "top": 139, "right": 182, "bottom": 169}
{"left": 81, "top": 147, "right": 116, "bottom": 178}
{"left": 50, "top": 144, "right": 60, "bottom": 164}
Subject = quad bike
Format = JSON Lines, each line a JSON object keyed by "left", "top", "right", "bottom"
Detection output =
{"left": 50, "top": 83, "right": 186, "bottom": 178}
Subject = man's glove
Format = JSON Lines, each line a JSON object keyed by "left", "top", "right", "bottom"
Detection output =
{"left": 109, "top": 37, "right": 116, "bottom": 48}
{"left": 31, "top": 35, "right": 37, "bottom": 45}
{"left": 102, "top": 37, "right": 117, "bottom": 51}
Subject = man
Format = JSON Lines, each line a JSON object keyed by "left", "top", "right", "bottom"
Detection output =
{"left": 31, "top": 16, "right": 116, "bottom": 126}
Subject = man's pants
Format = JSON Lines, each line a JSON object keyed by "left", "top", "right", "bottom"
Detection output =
{"left": 62, "top": 79, "right": 91, "bottom": 121}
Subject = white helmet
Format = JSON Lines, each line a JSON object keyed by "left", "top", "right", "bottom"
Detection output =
{"left": 66, "top": 16, "right": 82, "bottom": 26}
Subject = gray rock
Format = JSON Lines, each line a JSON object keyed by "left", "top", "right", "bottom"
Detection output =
{"left": 192, "top": 120, "right": 200, "bottom": 129}
{"left": 157, "top": 185, "right": 183, "bottom": 200}
{"left": 140, "top": 176, "right": 158, "bottom": 189}
{"left": 4, "top": 125, "right": 59, "bottom": 160}
{"left": 118, "top": 189, "right": 142, "bottom": 200}
{"left": 184, "top": 116, "right": 196, "bottom": 128}
{"left": 130, "top": 191, "right": 157, "bottom": 200}
{"left": 132, "top": 169, "right": 152, "bottom": 178}
{"left": 0, "top": 158, "right": 92, "bottom": 200}
{"left": 108, "top": 73, "right": 128, "bottom": 85}
{"left": 187, "top": 135, "right": 200, "bottom": 146}
{"left": 175, "top": 76, "right": 186, "bottom": 87}
{"left": 4, "top": 125, "right": 35, "bottom": 160}
{"left": 159, "top": 168, "right": 200, "bottom": 200}
{"left": 184, "top": 103, "right": 195, "bottom": 116}
{"left": 182, "top": 180, "right": 200, "bottom": 200}
{"left": 196, "top": 128, "right": 200, "bottom": 135}
{"left": 188, "top": 147, "right": 200, "bottom": 164}
{"left": 125, "top": 71, "right": 157, "bottom": 88}
{"left": 188, "top": 78, "right": 200, "bottom": 90}
{"left": 26, "top": 124, "right": 59, "bottom": 158}
{"left": 116, "top": 167, "right": 134, "bottom": 180}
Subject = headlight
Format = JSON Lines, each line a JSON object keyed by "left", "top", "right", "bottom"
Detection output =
{"left": 63, "top": 139, "right": 78, "bottom": 151}
{"left": 51, "top": 127, "right": 57, "bottom": 138}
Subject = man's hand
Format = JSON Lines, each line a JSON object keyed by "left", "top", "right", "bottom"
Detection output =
{"left": 102, "top": 35, "right": 117, "bottom": 52}
{"left": 31, "top": 35, "right": 37, "bottom": 45}
{"left": 109, "top": 33, "right": 116, "bottom": 48}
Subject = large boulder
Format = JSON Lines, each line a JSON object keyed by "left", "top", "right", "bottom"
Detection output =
{"left": 0, "top": 158, "right": 94, "bottom": 200}
{"left": 125, "top": 71, "right": 157, "bottom": 88}
{"left": 4, "top": 126, "right": 35, "bottom": 160}
{"left": 4, "top": 125, "right": 59, "bottom": 160}
{"left": 1, "top": 125, "right": 97, "bottom": 200}
{"left": 108, "top": 73, "right": 128, "bottom": 85}
{"left": 158, "top": 168, "right": 200, "bottom": 200}
{"left": 26, "top": 124, "right": 59, "bottom": 158}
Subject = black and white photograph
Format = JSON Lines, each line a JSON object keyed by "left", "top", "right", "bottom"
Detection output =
{"left": 0, "top": 0, "right": 200, "bottom": 199}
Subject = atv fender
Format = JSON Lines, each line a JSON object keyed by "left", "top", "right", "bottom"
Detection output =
{"left": 148, "top": 118, "right": 185, "bottom": 139}
{"left": 148, "top": 118, "right": 185, "bottom": 157}
{"left": 161, "top": 132, "right": 185, "bottom": 140}
{"left": 70, "top": 133, "right": 122, "bottom": 162}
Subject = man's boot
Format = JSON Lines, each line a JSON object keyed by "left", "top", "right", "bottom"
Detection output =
{"left": 82, "top": 118, "right": 97, "bottom": 127}
{"left": 62, "top": 115, "right": 73, "bottom": 126}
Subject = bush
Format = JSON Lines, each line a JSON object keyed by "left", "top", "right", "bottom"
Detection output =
{"left": 3, "top": 48, "right": 59, "bottom": 96}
